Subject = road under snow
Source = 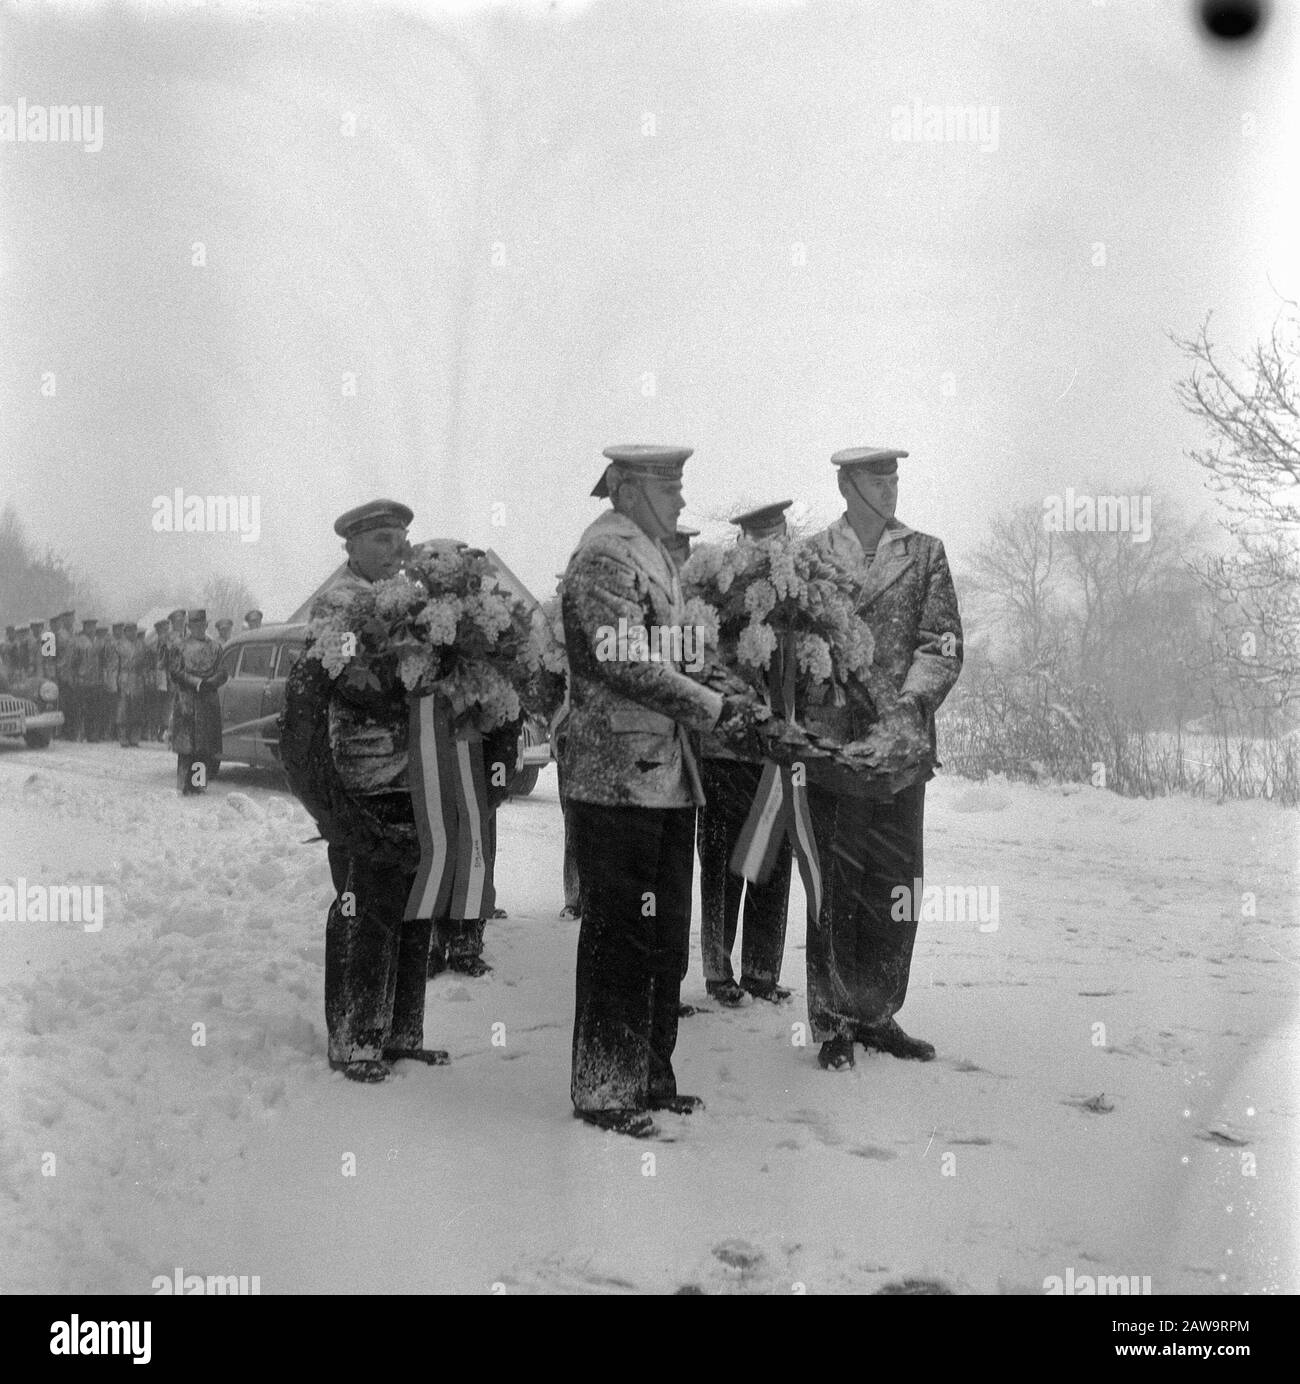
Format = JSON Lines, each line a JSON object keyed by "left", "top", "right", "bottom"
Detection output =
{"left": 1, "top": 740, "right": 1296, "bottom": 1294}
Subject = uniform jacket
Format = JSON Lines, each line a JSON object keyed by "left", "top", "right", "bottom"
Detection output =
{"left": 560, "top": 510, "right": 724, "bottom": 808}
{"left": 169, "top": 635, "right": 228, "bottom": 757}
{"left": 54, "top": 627, "right": 75, "bottom": 682}
{"left": 804, "top": 515, "right": 963, "bottom": 794}
{"left": 114, "top": 638, "right": 147, "bottom": 697}
{"left": 97, "top": 637, "right": 120, "bottom": 693}
{"left": 69, "top": 633, "right": 95, "bottom": 686}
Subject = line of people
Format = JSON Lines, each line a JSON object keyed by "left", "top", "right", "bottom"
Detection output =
{"left": 0, "top": 607, "right": 265, "bottom": 747}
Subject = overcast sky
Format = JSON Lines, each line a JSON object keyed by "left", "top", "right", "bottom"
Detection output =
{"left": 2, "top": 0, "right": 1296, "bottom": 615}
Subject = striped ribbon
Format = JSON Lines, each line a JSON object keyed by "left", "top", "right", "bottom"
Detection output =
{"left": 728, "top": 632, "right": 823, "bottom": 917}
{"left": 404, "top": 695, "right": 495, "bottom": 922}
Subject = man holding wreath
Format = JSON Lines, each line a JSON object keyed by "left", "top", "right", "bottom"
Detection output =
{"left": 802, "top": 447, "right": 963, "bottom": 1072}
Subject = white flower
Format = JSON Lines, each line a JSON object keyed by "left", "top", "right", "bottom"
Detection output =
{"left": 736, "top": 620, "right": 777, "bottom": 669}
{"left": 416, "top": 597, "right": 460, "bottom": 645}
{"left": 796, "top": 633, "right": 834, "bottom": 684}
{"left": 682, "top": 596, "right": 720, "bottom": 648}
{"left": 373, "top": 574, "right": 420, "bottom": 620}
{"left": 744, "top": 578, "right": 776, "bottom": 621}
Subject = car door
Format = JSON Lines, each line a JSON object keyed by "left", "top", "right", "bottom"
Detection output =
{"left": 260, "top": 639, "right": 303, "bottom": 764}
{"left": 222, "top": 642, "right": 276, "bottom": 767}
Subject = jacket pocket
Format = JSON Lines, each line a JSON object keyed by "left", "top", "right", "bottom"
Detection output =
{"left": 608, "top": 706, "right": 675, "bottom": 736}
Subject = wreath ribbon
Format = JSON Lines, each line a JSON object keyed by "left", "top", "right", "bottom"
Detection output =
{"left": 729, "top": 632, "right": 823, "bottom": 917}
{"left": 404, "top": 695, "right": 495, "bottom": 922}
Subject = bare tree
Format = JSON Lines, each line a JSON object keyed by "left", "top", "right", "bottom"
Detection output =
{"left": 201, "top": 574, "right": 263, "bottom": 628}
{"left": 0, "top": 502, "right": 99, "bottom": 625}
{"left": 1173, "top": 305, "right": 1300, "bottom": 720}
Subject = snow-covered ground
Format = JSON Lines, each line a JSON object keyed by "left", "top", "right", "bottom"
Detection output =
{"left": 1, "top": 740, "right": 1296, "bottom": 1295}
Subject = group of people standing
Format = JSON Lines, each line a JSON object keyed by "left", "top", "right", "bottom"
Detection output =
{"left": 0, "top": 607, "right": 265, "bottom": 750}
{"left": 290, "top": 441, "right": 962, "bottom": 1140}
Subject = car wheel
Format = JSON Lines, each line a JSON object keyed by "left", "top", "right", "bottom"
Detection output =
{"left": 23, "top": 730, "right": 51, "bottom": 749}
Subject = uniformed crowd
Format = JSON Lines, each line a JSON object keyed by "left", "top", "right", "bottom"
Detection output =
{"left": 0, "top": 607, "right": 263, "bottom": 752}
{"left": 286, "top": 442, "right": 963, "bottom": 1139}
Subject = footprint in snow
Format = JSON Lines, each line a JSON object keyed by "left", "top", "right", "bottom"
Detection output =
{"left": 1065, "top": 1093, "right": 1115, "bottom": 1114}
{"left": 1197, "top": 1127, "right": 1250, "bottom": 1147}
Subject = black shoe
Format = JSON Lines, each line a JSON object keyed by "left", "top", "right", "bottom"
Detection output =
{"left": 383, "top": 1047, "right": 450, "bottom": 1066}
{"left": 448, "top": 955, "right": 492, "bottom": 977}
{"left": 676, "top": 1002, "right": 699, "bottom": 1018}
{"left": 330, "top": 1058, "right": 391, "bottom": 1083}
{"left": 858, "top": 1018, "right": 935, "bottom": 1061}
{"left": 818, "top": 1037, "right": 855, "bottom": 1071}
{"left": 575, "top": 1108, "right": 658, "bottom": 1138}
{"left": 705, "top": 980, "right": 748, "bottom": 1008}
{"left": 742, "top": 980, "right": 792, "bottom": 1004}
{"left": 490, "top": 907, "right": 508, "bottom": 919}
{"left": 558, "top": 904, "right": 580, "bottom": 920}
{"left": 648, "top": 1093, "right": 704, "bottom": 1114}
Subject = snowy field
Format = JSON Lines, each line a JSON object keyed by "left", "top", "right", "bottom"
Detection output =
{"left": 1, "top": 740, "right": 1296, "bottom": 1295}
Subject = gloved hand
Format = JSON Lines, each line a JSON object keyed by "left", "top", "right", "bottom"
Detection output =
{"left": 714, "top": 692, "right": 773, "bottom": 759}
{"left": 857, "top": 696, "right": 928, "bottom": 774}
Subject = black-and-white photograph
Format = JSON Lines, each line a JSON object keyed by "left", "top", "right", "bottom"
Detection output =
{"left": 1, "top": 0, "right": 1296, "bottom": 1313}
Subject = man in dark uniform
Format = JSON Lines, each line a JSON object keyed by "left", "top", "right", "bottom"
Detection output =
{"left": 294, "top": 500, "right": 455, "bottom": 1083}
{"left": 70, "top": 619, "right": 97, "bottom": 740}
{"left": 170, "top": 609, "right": 228, "bottom": 793}
{"left": 562, "top": 445, "right": 768, "bottom": 1137}
{"left": 116, "top": 622, "right": 145, "bottom": 747}
{"left": 28, "top": 619, "right": 53, "bottom": 680}
{"left": 160, "top": 608, "right": 187, "bottom": 741}
{"left": 147, "top": 620, "right": 171, "bottom": 739}
{"left": 696, "top": 501, "right": 797, "bottom": 1008}
{"left": 52, "top": 612, "right": 76, "bottom": 737}
{"left": 802, "top": 448, "right": 963, "bottom": 1071}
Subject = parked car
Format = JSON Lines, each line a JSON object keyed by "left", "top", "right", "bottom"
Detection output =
{"left": 216, "top": 623, "right": 548, "bottom": 796}
{"left": 0, "top": 672, "right": 65, "bottom": 749}
{"left": 215, "top": 624, "right": 306, "bottom": 772}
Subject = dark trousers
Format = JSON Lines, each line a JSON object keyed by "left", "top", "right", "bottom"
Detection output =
{"left": 83, "top": 687, "right": 106, "bottom": 741}
{"left": 697, "top": 757, "right": 793, "bottom": 988}
{"left": 556, "top": 762, "right": 581, "bottom": 911}
{"left": 118, "top": 691, "right": 141, "bottom": 745}
{"left": 325, "top": 844, "right": 434, "bottom": 1065}
{"left": 570, "top": 801, "right": 695, "bottom": 1113}
{"left": 804, "top": 780, "right": 926, "bottom": 1042}
{"left": 427, "top": 811, "right": 495, "bottom": 967}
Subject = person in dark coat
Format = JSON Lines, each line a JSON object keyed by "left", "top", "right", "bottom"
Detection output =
{"left": 801, "top": 447, "right": 963, "bottom": 1071}
{"left": 170, "top": 609, "right": 228, "bottom": 794}
{"left": 696, "top": 501, "right": 797, "bottom": 1008}
{"left": 561, "top": 445, "right": 767, "bottom": 1138}
{"left": 286, "top": 499, "right": 457, "bottom": 1085}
